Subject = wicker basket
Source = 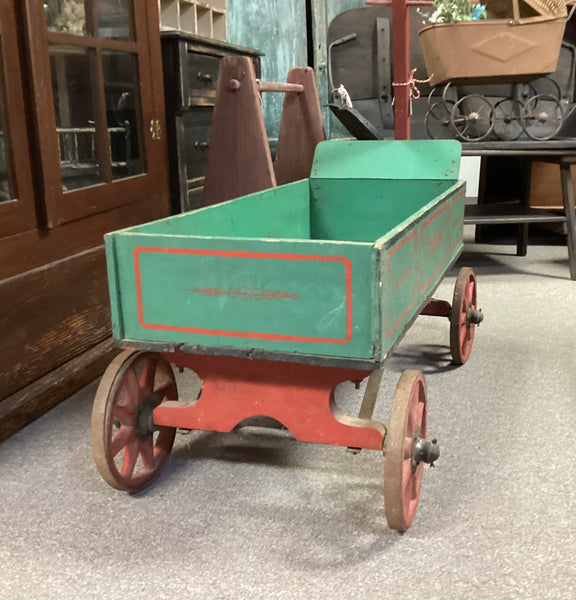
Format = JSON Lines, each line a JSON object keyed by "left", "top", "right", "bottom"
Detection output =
{"left": 418, "top": 2, "right": 567, "bottom": 86}
{"left": 485, "top": 0, "right": 567, "bottom": 18}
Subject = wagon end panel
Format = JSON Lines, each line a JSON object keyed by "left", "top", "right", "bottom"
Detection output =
{"left": 310, "top": 139, "right": 462, "bottom": 181}
{"left": 111, "top": 235, "right": 376, "bottom": 361}
{"left": 377, "top": 183, "right": 465, "bottom": 358}
{"left": 104, "top": 233, "right": 124, "bottom": 341}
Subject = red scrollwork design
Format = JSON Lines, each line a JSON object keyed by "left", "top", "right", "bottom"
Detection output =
{"left": 190, "top": 286, "right": 300, "bottom": 301}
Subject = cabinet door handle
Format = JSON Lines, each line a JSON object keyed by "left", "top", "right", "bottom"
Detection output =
{"left": 197, "top": 72, "right": 213, "bottom": 82}
{"left": 194, "top": 140, "right": 210, "bottom": 151}
{"left": 150, "top": 119, "right": 162, "bottom": 141}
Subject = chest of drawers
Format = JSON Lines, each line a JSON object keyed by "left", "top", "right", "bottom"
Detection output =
{"left": 161, "top": 32, "right": 262, "bottom": 212}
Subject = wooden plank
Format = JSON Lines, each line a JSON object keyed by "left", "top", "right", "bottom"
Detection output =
{"left": 0, "top": 196, "right": 167, "bottom": 281}
{"left": 378, "top": 185, "right": 465, "bottom": 357}
{"left": 0, "top": 338, "right": 119, "bottom": 444}
{"left": 274, "top": 67, "right": 326, "bottom": 185}
{"left": 0, "top": 247, "right": 111, "bottom": 400}
{"left": 310, "top": 179, "right": 456, "bottom": 241}
{"left": 202, "top": 56, "right": 276, "bottom": 205}
{"left": 310, "top": 139, "right": 462, "bottom": 180}
{"left": 111, "top": 232, "right": 375, "bottom": 360}
{"left": 133, "top": 180, "right": 311, "bottom": 239}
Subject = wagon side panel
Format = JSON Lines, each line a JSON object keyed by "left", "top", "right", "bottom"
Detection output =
{"left": 378, "top": 184, "right": 465, "bottom": 358}
{"left": 111, "top": 234, "right": 376, "bottom": 360}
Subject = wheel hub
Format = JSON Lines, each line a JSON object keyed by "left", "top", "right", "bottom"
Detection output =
{"left": 412, "top": 435, "right": 440, "bottom": 469}
{"left": 134, "top": 398, "right": 159, "bottom": 440}
{"left": 466, "top": 306, "right": 484, "bottom": 327}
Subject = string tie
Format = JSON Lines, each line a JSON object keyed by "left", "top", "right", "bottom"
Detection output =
{"left": 392, "top": 68, "right": 432, "bottom": 100}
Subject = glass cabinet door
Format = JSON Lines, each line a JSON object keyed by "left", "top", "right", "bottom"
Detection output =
{"left": 26, "top": 0, "right": 168, "bottom": 228}
{"left": 0, "top": 1, "right": 36, "bottom": 238}
{"left": 0, "top": 56, "right": 14, "bottom": 204}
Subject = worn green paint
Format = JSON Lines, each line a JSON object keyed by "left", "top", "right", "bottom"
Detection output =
{"left": 227, "top": 0, "right": 308, "bottom": 142}
{"left": 228, "top": 0, "right": 367, "bottom": 140}
{"left": 132, "top": 180, "right": 311, "bottom": 240}
{"left": 310, "top": 139, "right": 462, "bottom": 180}
{"left": 105, "top": 140, "right": 464, "bottom": 364}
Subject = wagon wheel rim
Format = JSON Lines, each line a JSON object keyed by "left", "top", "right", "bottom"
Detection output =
{"left": 426, "top": 100, "right": 456, "bottom": 139}
{"left": 450, "top": 267, "right": 478, "bottom": 365}
{"left": 384, "top": 370, "right": 427, "bottom": 532}
{"left": 521, "top": 94, "right": 564, "bottom": 141}
{"left": 525, "top": 76, "right": 562, "bottom": 102}
{"left": 91, "top": 350, "right": 177, "bottom": 492}
{"left": 493, "top": 98, "right": 524, "bottom": 141}
{"left": 450, "top": 95, "right": 495, "bottom": 142}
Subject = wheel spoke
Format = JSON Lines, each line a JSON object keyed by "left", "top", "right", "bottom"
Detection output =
{"left": 110, "top": 425, "right": 135, "bottom": 458}
{"left": 121, "top": 439, "right": 140, "bottom": 479}
{"left": 139, "top": 436, "right": 156, "bottom": 470}
{"left": 123, "top": 367, "right": 141, "bottom": 407}
{"left": 402, "top": 458, "right": 413, "bottom": 490}
{"left": 464, "top": 281, "right": 474, "bottom": 306}
{"left": 416, "top": 400, "right": 425, "bottom": 428}
{"left": 408, "top": 395, "right": 419, "bottom": 435}
{"left": 140, "top": 355, "right": 159, "bottom": 394}
{"left": 408, "top": 470, "right": 419, "bottom": 502}
{"left": 113, "top": 404, "right": 136, "bottom": 426}
{"left": 403, "top": 435, "right": 413, "bottom": 459}
{"left": 459, "top": 320, "right": 468, "bottom": 347}
{"left": 152, "top": 382, "right": 175, "bottom": 404}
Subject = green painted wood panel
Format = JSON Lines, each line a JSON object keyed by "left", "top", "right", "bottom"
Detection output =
{"left": 377, "top": 185, "right": 465, "bottom": 358}
{"left": 311, "top": 140, "right": 462, "bottom": 180}
{"left": 108, "top": 233, "right": 377, "bottom": 360}
{"left": 128, "top": 180, "right": 311, "bottom": 240}
{"left": 228, "top": 0, "right": 308, "bottom": 142}
{"left": 311, "top": 179, "right": 455, "bottom": 242}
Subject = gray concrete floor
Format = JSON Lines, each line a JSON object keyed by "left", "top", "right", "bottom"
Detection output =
{"left": 1, "top": 230, "right": 575, "bottom": 600}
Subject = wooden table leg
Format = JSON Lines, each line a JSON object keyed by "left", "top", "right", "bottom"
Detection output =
{"left": 559, "top": 163, "right": 576, "bottom": 280}
{"left": 517, "top": 224, "right": 529, "bottom": 257}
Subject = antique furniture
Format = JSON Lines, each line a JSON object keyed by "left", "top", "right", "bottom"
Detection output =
{"left": 161, "top": 31, "right": 262, "bottom": 212}
{"left": 0, "top": 0, "right": 170, "bottom": 441}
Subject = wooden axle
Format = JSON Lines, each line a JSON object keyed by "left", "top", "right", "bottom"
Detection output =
{"left": 228, "top": 78, "right": 304, "bottom": 93}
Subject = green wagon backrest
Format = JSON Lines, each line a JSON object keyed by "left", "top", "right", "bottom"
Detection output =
{"left": 310, "top": 140, "right": 462, "bottom": 181}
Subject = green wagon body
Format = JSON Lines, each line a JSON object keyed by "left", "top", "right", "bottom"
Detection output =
{"left": 105, "top": 140, "right": 465, "bottom": 367}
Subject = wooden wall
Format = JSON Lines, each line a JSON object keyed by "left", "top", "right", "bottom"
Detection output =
{"left": 227, "top": 0, "right": 308, "bottom": 142}
{"left": 227, "top": 0, "right": 366, "bottom": 139}
{"left": 0, "top": 198, "right": 168, "bottom": 443}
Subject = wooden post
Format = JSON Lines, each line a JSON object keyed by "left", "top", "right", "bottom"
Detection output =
{"left": 274, "top": 67, "right": 326, "bottom": 185}
{"left": 203, "top": 56, "right": 276, "bottom": 206}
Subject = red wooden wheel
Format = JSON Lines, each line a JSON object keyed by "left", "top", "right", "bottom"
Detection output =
{"left": 384, "top": 370, "right": 428, "bottom": 532}
{"left": 91, "top": 350, "right": 177, "bottom": 492}
{"left": 450, "top": 267, "right": 480, "bottom": 365}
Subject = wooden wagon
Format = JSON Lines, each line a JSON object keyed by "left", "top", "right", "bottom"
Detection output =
{"left": 91, "top": 139, "right": 482, "bottom": 531}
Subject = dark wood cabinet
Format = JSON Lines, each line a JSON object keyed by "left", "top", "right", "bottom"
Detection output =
{"left": 161, "top": 31, "right": 262, "bottom": 213}
{"left": 0, "top": 0, "right": 171, "bottom": 442}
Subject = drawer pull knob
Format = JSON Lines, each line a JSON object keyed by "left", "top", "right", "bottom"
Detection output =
{"left": 194, "top": 140, "right": 210, "bottom": 151}
{"left": 197, "top": 72, "right": 213, "bottom": 82}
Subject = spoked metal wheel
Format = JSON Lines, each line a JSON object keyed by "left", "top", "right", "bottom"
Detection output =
{"left": 91, "top": 350, "right": 178, "bottom": 492}
{"left": 493, "top": 98, "right": 524, "bottom": 141}
{"left": 426, "top": 100, "right": 456, "bottom": 139}
{"left": 521, "top": 94, "right": 564, "bottom": 140}
{"left": 450, "top": 267, "right": 482, "bottom": 365}
{"left": 450, "top": 94, "right": 495, "bottom": 141}
{"left": 384, "top": 371, "right": 439, "bottom": 532}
